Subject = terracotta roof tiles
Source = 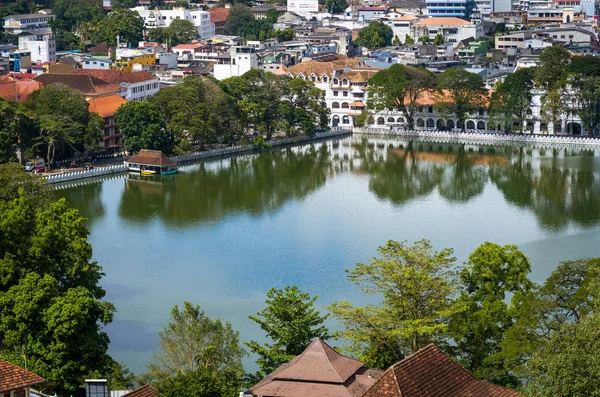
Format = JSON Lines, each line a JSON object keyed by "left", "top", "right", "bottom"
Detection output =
{"left": 208, "top": 7, "right": 231, "bottom": 23}
{"left": 364, "top": 345, "right": 521, "bottom": 397}
{"left": 88, "top": 94, "right": 127, "bottom": 118}
{"left": 70, "top": 69, "right": 157, "bottom": 85}
{"left": 34, "top": 74, "right": 121, "bottom": 97}
{"left": 0, "top": 359, "right": 45, "bottom": 393}
{"left": 0, "top": 76, "right": 42, "bottom": 103}
{"left": 128, "top": 149, "right": 176, "bottom": 166}
{"left": 122, "top": 384, "right": 158, "bottom": 397}
{"left": 414, "top": 17, "right": 471, "bottom": 25}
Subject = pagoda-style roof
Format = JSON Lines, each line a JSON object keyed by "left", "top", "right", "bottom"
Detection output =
{"left": 364, "top": 344, "right": 521, "bottom": 397}
{"left": 128, "top": 149, "right": 176, "bottom": 167}
{"left": 248, "top": 338, "right": 383, "bottom": 397}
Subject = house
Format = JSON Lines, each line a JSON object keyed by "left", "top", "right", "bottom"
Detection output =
{"left": 251, "top": 4, "right": 276, "bottom": 19}
{"left": 390, "top": 15, "right": 420, "bottom": 43}
{"left": 213, "top": 46, "right": 260, "bottom": 80}
{"left": 208, "top": 8, "right": 230, "bottom": 35}
{"left": 88, "top": 94, "right": 128, "bottom": 153}
{"left": 247, "top": 338, "right": 383, "bottom": 397}
{"left": 425, "top": 0, "right": 475, "bottom": 19}
{"left": 363, "top": 344, "right": 520, "bottom": 397}
{"left": 34, "top": 74, "right": 122, "bottom": 99}
{"left": 17, "top": 29, "right": 56, "bottom": 64}
{"left": 70, "top": 69, "right": 160, "bottom": 101}
{"left": 489, "top": 10, "right": 527, "bottom": 25}
{"left": 82, "top": 57, "right": 113, "bottom": 70}
{"left": 411, "top": 17, "right": 482, "bottom": 44}
{"left": 132, "top": 6, "right": 215, "bottom": 40}
{"left": 122, "top": 384, "right": 159, "bottom": 397}
{"left": 358, "top": 6, "right": 389, "bottom": 20}
{"left": 2, "top": 13, "right": 55, "bottom": 35}
{"left": 0, "top": 359, "right": 45, "bottom": 396}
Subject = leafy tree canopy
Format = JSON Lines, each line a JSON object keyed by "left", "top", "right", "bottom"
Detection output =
{"left": 436, "top": 69, "right": 486, "bottom": 130}
{"left": 325, "top": 0, "right": 347, "bottom": 13}
{"left": 355, "top": 21, "right": 393, "bottom": 49}
{"left": 114, "top": 101, "right": 170, "bottom": 154}
{"left": 94, "top": 8, "right": 145, "bottom": 49}
{"left": 535, "top": 45, "right": 571, "bottom": 91}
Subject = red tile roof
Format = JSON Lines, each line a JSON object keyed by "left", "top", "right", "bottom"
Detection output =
{"left": 248, "top": 339, "right": 383, "bottom": 397}
{"left": 122, "top": 385, "right": 158, "bottom": 397}
{"left": 34, "top": 74, "right": 121, "bottom": 97}
{"left": 70, "top": 69, "right": 157, "bottom": 85}
{"left": 173, "top": 43, "right": 204, "bottom": 50}
{"left": 364, "top": 345, "right": 521, "bottom": 397}
{"left": 0, "top": 359, "right": 45, "bottom": 393}
{"left": 88, "top": 94, "right": 127, "bottom": 118}
{"left": 0, "top": 76, "right": 42, "bottom": 103}
{"left": 209, "top": 7, "right": 231, "bottom": 23}
{"left": 128, "top": 149, "right": 176, "bottom": 166}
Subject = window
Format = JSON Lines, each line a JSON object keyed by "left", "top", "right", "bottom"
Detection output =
{"left": 343, "top": 91, "right": 348, "bottom": 97}
{"left": 333, "top": 91, "right": 338, "bottom": 96}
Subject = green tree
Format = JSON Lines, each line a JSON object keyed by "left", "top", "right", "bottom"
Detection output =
{"left": 280, "top": 78, "right": 329, "bottom": 137}
{"left": 436, "top": 69, "right": 486, "bottom": 131}
{"left": 165, "top": 19, "right": 200, "bottom": 46}
{"left": 223, "top": 4, "right": 254, "bottom": 36}
{"left": 114, "top": 101, "right": 170, "bottom": 154}
{"left": 111, "top": 0, "right": 138, "bottom": 8}
{"left": 0, "top": 98, "right": 24, "bottom": 163}
{"left": 418, "top": 35, "right": 430, "bottom": 43}
{"left": 51, "top": 0, "right": 103, "bottom": 32}
{"left": 534, "top": 45, "right": 571, "bottom": 91}
{"left": 144, "top": 302, "right": 246, "bottom": 383}
{"left": 0, "top": 192, "right": 115, "bottom": 395}
{"left": 489, "top": 68, "right": 534, "bottom": 133}
{"left": 354, "top": 21, "right": 393, "bottom": 49}
{"left": 392, "top": 34, "right": 400, "bottom": 46}
{"left": 0, "top": 163, "right": 51, "bottom": 205}
{"left": 433, "top": 33, "right": 444, "bottom": 45}
{"left": 540, "top": 87, "right": 567, "bottom": 136}
{"left": 265, "top": 8, "right": 281, "bottom": 23}
{"left": 325, "top": 0, "right": 347, "bottom": 13}
{"left": 94, "top": 8, "right": 144, "bottom": 49}
{"left": 568, "top": 73, "right": 600, "bottom": 136}
{"left": 449, "top": 242, "right": 533, "bottom": 386}
{"left": 328, "top": 239, "right": 460, "bottom": 369}
{"left": 157, "top": 368, "right": 243, "bottom": 397}
{"left": 404, "top": 34, "right": 414, "bottom": 44}
{"left": 566, "top": 55, "right": 600, "bottom": 77}
{"left": 247, "top": 286, "right": 330, "bottom": 377}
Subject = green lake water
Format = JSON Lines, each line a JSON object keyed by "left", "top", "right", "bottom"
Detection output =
{"left": 56, "top": 136, "right": 600, "bottom": 374}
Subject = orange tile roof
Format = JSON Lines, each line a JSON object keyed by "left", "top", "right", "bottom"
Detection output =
{"left": 208, "top": 7, "right": 231, "bottom": 23}
{"left": 349, "top": 101, "right": 365, "bottom": 107}
{"left": 34, "top": 74, "right": 121, "bottom": 97}
{"left": 0, "top": 76, "right": 42, "bottom": 103}
{"left": 173, "top": 43, "right": 204, "bottom": 50}
{"left": 337, "top": 69, "right": 378, "bottom": 83}
{"left": 70, "top": 69, "right": 157, "bottom": 85}
{"left": 123, "top": 385, "right": 158, "bottom": 397}
{"left": 88, "top": 94, "right": 127, "bottom": 118}
{"left": 0, "top": 359, "right": 45, "bottom": 393}
{"left": 395, "top": 15, "right": 419, "bottom": 20}
{"left": 414, "top": 17, "right": 471, "bottom": 25}
{"left": 364, "top": 345, "right": 520, "bottom": 397}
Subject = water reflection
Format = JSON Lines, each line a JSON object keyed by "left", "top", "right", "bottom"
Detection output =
{"left": 55, "top": 182, "right": 105, "bottom": 225}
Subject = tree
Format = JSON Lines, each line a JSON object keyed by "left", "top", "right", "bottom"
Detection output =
{"left": 436, "top": 69, "right": 486, "bottom": 131}
{"left": 145, "top": 302, "right": 246, "bottom": 383}
{"left": 566, "top": 55, "right": 600, "bottom": 77}
{"left": 114, "top": 101, "right": 170, "bottom": 154}
{"left": 0, "top": 192, "right": 115, "bottom": 395}
{"left": 111, "top": 0, "right": 138, "bottom": 8}
{"left": 568, "top": 74, "right": 600, "bottom": 136}
{"left": 325, "top": 0, "right": 347, "bottom": 13}
{"left": 368, "top": 64, "right": 436, "bottom": 130}
{"left": 449, "top": 242, "right": 533, "bottom": 386}
{"left": 328, "top": 239, "right": 460, "bottom": 369}
{"left": 246, "top": 286, "right": 330, "bottom": 377}
{"left": 0, "top": 98, "right": 23, "bottom": 163}
{"left": 433, "top": 33, "right": 444, "bottom": 45}
{"left": 392, "top": 35, "right": 400, "bottom": 46}
{"left": 50, "top": 0, "right": 103, "bottom": 32}
{"left": 223, "top": 4, "right": 254, "bottom": 36}
{"left": 0, "top": 163, "right": 51, "bottom": 205}
{"left": 535, "top": 45, "right": 571, "bottom": 91}
{"left": 164, "top": 19, "right": 200, "bottom": 46}
{"left": 280, "top": 78, "right": 329, "bottom": 137}
{"left": 94, "top": 8, "right": 144, "bottom": 49}
{"left": 540, "top": 87, "right": 567, "bottom": 136}
{"left": 24, "top": 84, "right": 101, "bottom": 165}
{"left": 489, "top": 68, "right": 534, "bottom": 133}
{"left": 405, "top": 34, "right": 414, "bottom": 44}
{"left": 157, "top": 368, "right": 243, "bottom": 397}
{"left": 354, "top": 21, "right": 393, "bottom": 49}
{"left": 418, "top": 35, "right": 430, "bottom": 43}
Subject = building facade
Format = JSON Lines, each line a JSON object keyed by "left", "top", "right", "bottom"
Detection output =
{"left": 425, "top": 0, "right": 475, "bottom": 18}
{"left": 133, "top": 7, "right": 215, "bottom": 39}
{"left": 2, "top": 13, "right": 55, "bottom": 35}
{"left": 17, "top": 30, "right": 56, "bottom": 64}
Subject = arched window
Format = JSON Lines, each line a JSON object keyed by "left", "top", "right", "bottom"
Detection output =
{"left": 526, "top": 108, "right": 533, "bottom": 116}
{"left": 397, "top": 117, "right": 405, "bottom": 123}
{"left": 332, "top": 102, "right": 340, "bottom": 109}
{"left": 387, "top": 117, "right": 395, "bottom": 122}
{"left": 342, "top": 115, "right": 350, "bottom": 124}
{"left": 417, "top": 118, "right": 424, "bottom": 127}
{"left": 467, "top": 120, "right": 475, "bottom": 129}
{"left": 377, "top": 117, "right": 385, "bottom": 125}
{"left": 526, "top": 121, "right": 534, "bottom": 131}
{"left": 554, "top": 122, "right": 562, "bottom": 133}
{"left": 368, "top": 116, "right": 375, "bottom": 124}
{"left": 540, "top": 122, "right": 548, "bottom": 132}
{"left": 447, "top": 120, "right": 455, "bottom": 129}
{"left": 342, "top": 102, "right": 349, "bottom": 109}
{"left": 426, "top": 118, "right": 434, "bottom": 128}
{"left": 332, "top": 115, "right": 340, "bottom": 127}
{"left": 477, "top": 121, "right": 485, "bottom": 130}
{"left": 436, "top": 119, "right": 445, "bottom": 129}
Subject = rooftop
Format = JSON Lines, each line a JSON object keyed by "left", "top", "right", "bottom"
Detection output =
{"left": 0, "top": 359, "right": 45, "bottom": 393}
{"left": 364, "top": 345, "right": 520, "bottom": 397}
{"left": 122, "top": 385, "right": 158, "bottom": 397}
{"left": 88, "top": 94, "right": 127, "bottom": 118}
{"left": 128, "top": 149, "right": 176, "bottom": 166}
{"left": 414, "top": 17, "right": 472, "bottom": 25}
{"left": 208, "top": 7, "right": 230, "bottom": 23}
{"left": 0, "top": 75, "right": 42, "bottom": 103}
{"left": 34, "top": 74, "right": 122, "bottom": 97}
{"left": 2, "top": 13, "right": 55, "bottom": 20}
{"left": 70, "top": 69, "right": 157, "bottom": 85}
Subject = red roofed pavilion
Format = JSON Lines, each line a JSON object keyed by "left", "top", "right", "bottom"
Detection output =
{"left": 247, "top": 338, "right": 383, "bottom": 397}
{"left": 0, "top": 359, "right": 45, "bottom": 395}
{"left": 364, "top": 344, "right": 521, "bottom": 397}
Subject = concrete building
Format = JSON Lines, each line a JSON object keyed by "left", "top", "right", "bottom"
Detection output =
{"left": 70, "top": 69, "right": 160, "bottom": 101}
{"left": 425, "top": 0, "right": 475, "bottom": 18}
{"left": 411, "top": 17, "right": 482, "bottom": 44}
{"left": 358, "top": 6, "right": 389, "bottom": 20}
{"left": 390, "top": 15, "right": 420, "bottom": 42}
{"left": 133, "top": 7, "right": 215, "bottom": 40}
{"left": 18, "top": 29, "right": 56, "bottom": 64}
{"left": 88, "top": 94, "right": 128, "bottom": 153}
{"left": 213, "top": 46, "right": 260, "bottom": 80}
{"left": 489, "top": 10, "right": 527, "bottom": 25}
{"left": 82, "top": 57, "right": 114, "bottom": 70}
{"left": 2, "top": 13, "right": 55, "bottom": 35}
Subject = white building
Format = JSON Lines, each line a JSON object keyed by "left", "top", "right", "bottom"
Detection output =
{"left": 388, "top": 15, "right": 420, "bottom": 43}
{"left": 18, "top": 30, "right": 55, "bottom": 64}
{"left": 213, "top": 46, "right": 259, "bottom": 80}
{"left": 132, "top": 7, "right": 215, "bottom": 40}
{"left": 82, "top": 57, "right": 113, "bottom": 69}
{"left": 2, "top": 13, "right": 55, "bottom": 35}
{"left": 287, "top": 0, "right": 319, "bottom": 18}
{"left": 411, "top": 17, "right": 482, "bottom": 44}
{"left": 70, "top": 69, "right": 160, "bottom": 101}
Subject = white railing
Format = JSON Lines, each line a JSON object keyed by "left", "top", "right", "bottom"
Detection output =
{"left": 46, "top": 130, "right": 352, "bottom": 184}
{"left": 353, "top": 128, "right": 600, "bottom": 146}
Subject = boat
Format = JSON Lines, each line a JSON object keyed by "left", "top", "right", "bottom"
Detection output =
{"left": 126, "top": 149, "right": 178, "bottom": 175}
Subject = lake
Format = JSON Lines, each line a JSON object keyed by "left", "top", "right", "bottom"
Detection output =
{"left": 56, "top": 135, "right": 600, "bottom": 375}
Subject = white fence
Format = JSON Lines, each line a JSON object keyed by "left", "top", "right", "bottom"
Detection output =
{"left": 353, "top": 128, "right": 600, "bottom": 147}
{"left": 47, "top": 129, "right": 352, "bottom": 184}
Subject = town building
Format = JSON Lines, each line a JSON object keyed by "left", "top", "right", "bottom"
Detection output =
{"left": 364, "top": 344, "right": 520, "bottom": 397}
{"left": 358, "top": 6, "right": 390, "bottom": 20}
{"left": 425, "top": 0, "right": 475, "bottom": 18}
{"left": 389, "top": 15, "right": 420, "bottom": 43}
{"left": 88, "top": 94, "right": 128, "bottom": 153}
{"left": 34, "top": 74, "right": 122, "bottom": 99}
{"left": 213, "top": 46, "right": 260, "bottom": 80}
{"left": 489, "top": 10, "right": 527, "bottom": 25}
{"left": 0, "top": 74, "right": 42, "bottom": 102}
{"left": 122, "top": 384, "right": 159, "bottom": 397}
{"left": 208, "top": 8, "right": 230, "bottom": 35}
{"left": 70, "top": 69, "right": 160, "bottom": 101}
{"left": 2, "top": 13, "right": 55, "bottom": 35}
{"left": 411, "top": 17, "right": 482, "bottom": 44}
{"left": 17, "top": 29, "right": 56, "bottom": 64}
{"left": 0, "top": 359, "right": 46, "bottom": 396}
{"left": 82, "top": 57, "right": 114, "bottom": 70}
{"left": 247, "top": 338, "right": 383, "bottom": 396}
{"left": 133, "top": 7, "right": 215, "bottom": 40}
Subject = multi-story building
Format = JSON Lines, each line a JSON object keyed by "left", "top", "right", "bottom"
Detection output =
{"left": 389, "top": 15, "right": 420, "bottom": 42}
{"left": 70, "top": 69, "right": 160, "bottom": 101}
{"left": 213, "top": 46, "right": 260, "bottom": 80}
{"left": 425, "top": 0, "right": 475, "bottom": 18}
{"left": 17, "top": 29, "right": 56, "bottom": 64}
{"left": 496, "top": 26, "right": 594, "bottom": 49}
{"left": 489, "top": 11, "right": 527, "bottom": 25}
{"left": 2, "top": 13, "right": 55, "bottom": 35}
{"left": 88, "top": 94, "right": 128, "bottom": 153}
{"left": 526, "top": 7, "right": 583, "bottom": 23}
{"left": 411, "top": 17, "right": 482, "bottom": 44}
{"left": 358, "top": 6, "right": 389, "bottom": 20}
{"left": 133, "top": 6, "right": 215, "bottom": 39}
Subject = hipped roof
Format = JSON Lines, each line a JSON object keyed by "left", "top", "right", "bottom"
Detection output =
{"left": 128, "top": 149, "right": 176, "bottom": 166}
{"left": 88, "top": 94, "right": 127, "bottom": 118}
{"left": 0, "top": 359, "right": 45, "bottom": 393}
